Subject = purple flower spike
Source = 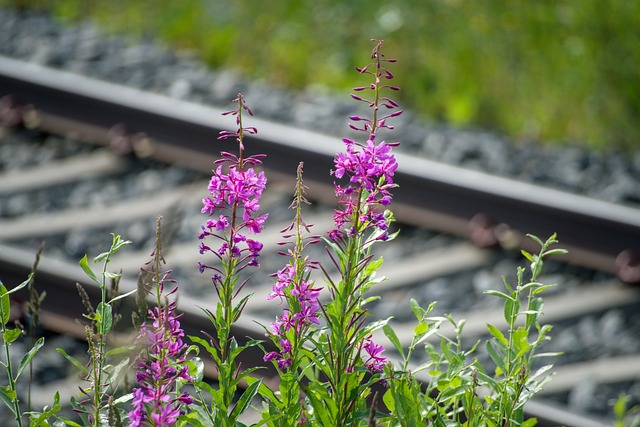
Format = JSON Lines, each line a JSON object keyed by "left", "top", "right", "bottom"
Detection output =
{"left": 198, "top": 94, "right": 268, "bottom": 276}
{"left": 129, "top": 297, "right": 193, "bottom": 427}
{"left": 329, "top": 40, "right": 402, "bottom": 239}
{"left": 264, "top": 163, "right": 323, "bottom": 372}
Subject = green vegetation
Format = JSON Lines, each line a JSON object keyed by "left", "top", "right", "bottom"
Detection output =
{"left": 6, "top": 0, "right": 640, "bottom": 150}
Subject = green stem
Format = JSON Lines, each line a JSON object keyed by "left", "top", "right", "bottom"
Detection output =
{"left": 1, "top": 323, "right": 23, "bottom": 427}
{"left": 92, "top": 255, "right": 110, "bottom": 426}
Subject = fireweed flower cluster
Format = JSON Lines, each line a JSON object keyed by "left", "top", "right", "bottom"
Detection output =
{"left": 330, "top": 39, "right": 402, "bottom": 243}
{"left": 129, "top": 219, "right": 193, "bottom": 427}
{"left": 264, "top": 162, "right": 322, "bottom": 370}
{"left": 129, "top": 286, "right": 193, "bottom": 427}
{"left": 362, "top": 337, "right": 387, "bottom": 373}
{"left": 198, "top": 93, "right": 268, "bottom": 286}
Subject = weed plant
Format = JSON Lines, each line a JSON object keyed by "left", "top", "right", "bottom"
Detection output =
{"left": 1, "top": 39, "right": 637, "bottom": 427}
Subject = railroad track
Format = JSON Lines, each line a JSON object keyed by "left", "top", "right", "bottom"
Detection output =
{"left": 1, "top": 55, "right": 640, "bottom": 426}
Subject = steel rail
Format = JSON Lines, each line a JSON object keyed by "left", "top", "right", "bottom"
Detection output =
{"left": 2, "top": 56, "right": 640, "bottom": 281}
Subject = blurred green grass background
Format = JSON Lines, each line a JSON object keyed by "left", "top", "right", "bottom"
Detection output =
{"left": 5, "top": 0, "right": 640, "bottom": 151}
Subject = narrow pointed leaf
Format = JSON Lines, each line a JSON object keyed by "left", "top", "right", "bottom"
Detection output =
{"left": 230, "top": 378, "right": 261, "bottom": 421}
{"left": 487, "top": 323, "right": 508, "bottom": 348}
{"left": 16, "top": 337, "right": 44, "bottom": 380}
{"left": 383, "top": 324, "right": 404, "bottom": 356}
{"left": 79, "top": 255, "right": 100, "bottom": 284}
{"left": 108, "top": 288, "right": 138, "bottom": 304}
{"left": 97, "top": 302, "right": 113, "bottom": 334}
{"left": 484, "top": 289, "right": 513, "bottom": 301}
{"left": 0, "top": 283, "right": 9, "bottom": 325}
{"left": 486, "top": 341, "right": 506, "bottom": 374}
{"left": 57, "top": 348, "right": 89, "bottom": 376}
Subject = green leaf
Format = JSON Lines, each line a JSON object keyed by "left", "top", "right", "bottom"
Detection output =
{"left": 484, "top": 289, "right": 513, "bottom": 300}
{"left": 361, "top": 295, "right": 380, "bottom": 306}
{"left": 189, "top": 335, "right": 220, "bottom": 364}
{"left": 56, "top": 416, "right": 84, "bottom": 427}
{"left": 93, "top": 251, "right": 110, "bottom": 263}
{"left": 543, "top": 248, "right": 568, "bottom": 257}
{"left": 521, "top": 250, "right": 535, "bottom": 262}
{"left": 57, "top": 348, "right": 89, "bottom": 376}
{"left": 186, "top": 357, "right": 205, "bottom": 383}
{"left": 79, "top": 255, "right": 100, "bottom": 284}
{"left": 4, "top": 275, "right": 33, "bottom": 296}
{"left": 487, "top": 324, "right": 508, "bottom": 348}
{"left": 16, "top": 337, "right": 44, "bottom": 380}
{"left": 97, "top": 302, "right": 113, "bottom": 334}
{"left": 532, "top": 284, "right": 555, "bottom": 295}
{"left": 104, "top": 271, "right": 122, "bottom": 279}
{"left": 193, "top": 380, "right": 217, "bottom": 398}
{"left": 361, "top": 317, "right": 391, "bottom": 335}
{"left": 614, "top": 394, "right": 633, "bottom": 422}
{"left": 230, "top": 378, "right": 261, "bottom": 421}
{"left": 526, "top": 297, "right": 544, "bottom": 328}
{"left": 486, "top": 341, "right": 506, "bottom": 375}
{"left": 383, "top": 324, "right": 404, "bottom": 356}
{"left": 382, "top": 388, "right": 395, "bottom": 411}
{"left": 521, "top": 417, "right": 538, "bottom": 427}
{"left": 363, "top": 256, "right": 384, "bottom": 277}
{"left": 0, "top": 283, "right": 9, "bottom": 326}
{"left": 112, "top": 393, "right": 133, "bottom": 405}
{"left": 438, "top": 385, "right": 467, "bottom": 402}
{"left": 303, "top": 382, "right": 336, "bottom": 427}
{"left": 532, "top": 352, "right": 562, "bottom": 359}
{"left": 111, "top": 234, "right": 132, "bottom": 253}
{"left": 0, "top": 277, "right": 32, "bottom": 326}
{"left": 232, "top": 293, "right": 253, "bottom": 322}
{"left": 179, "top": 406, "right": 209, "bottom": 427}
{"left": 475, "top": 369, "right": 499, "bottom": 389}
{"left": 106, "top": 355, "right": 132, "bottom": 385}
{"left": 513, "top": 327, "right": 531, "bottom": 359}
{"left": 105, "top": 344, "right": 137, "bottom": 357}
{"left": 108, "top": 288, "right": 137, "bottom": 304}
{"left": 414, "top": 329, "right": 442, "bottom": 350}
{"left": 3, "top": 328, "right": 22, "bottom": 343}
{"left": 414, "top": 321, "right": 429, "bottom": 335}
{"left": 504, "top": 295, "right": 520, "bottom": 324}
{"left": 0, "top": 385, "right": 17, "bottom": 414}
{"left": 26, "top": 391, "right": 62, "bottom": 425}
{"left": 409, "top": 298, "right": 424, "bottom": 320}
{"left": 526, "top": 234, "right": 544, "bottom": 247}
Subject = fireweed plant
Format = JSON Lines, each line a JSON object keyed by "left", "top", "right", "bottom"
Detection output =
{"left": 189, "top": 92, "right": 268, "bottom": 427}
{"left": 1, "top": 39, "right": 622, "bottom": 427}
{"left": 128, "top": 218, "right": 195, "bottom": 427}
{"left": 259, "top": 161, "right": 323, "bottom": 425}
{"left": 287, "top": 39, "right": 403, "bottom": 426}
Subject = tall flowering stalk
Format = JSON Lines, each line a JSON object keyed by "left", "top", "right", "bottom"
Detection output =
{"left": 129, "top": 218, "right": 194, "bottom": 427}
{"left": 303, "top": 39, "right": 402, "bottom": 426}
{"left": 192, "top": 93, "right": 266, "bottom": 426}
{"left": 261, "top": 162, "right": 322, "bottom": 425}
